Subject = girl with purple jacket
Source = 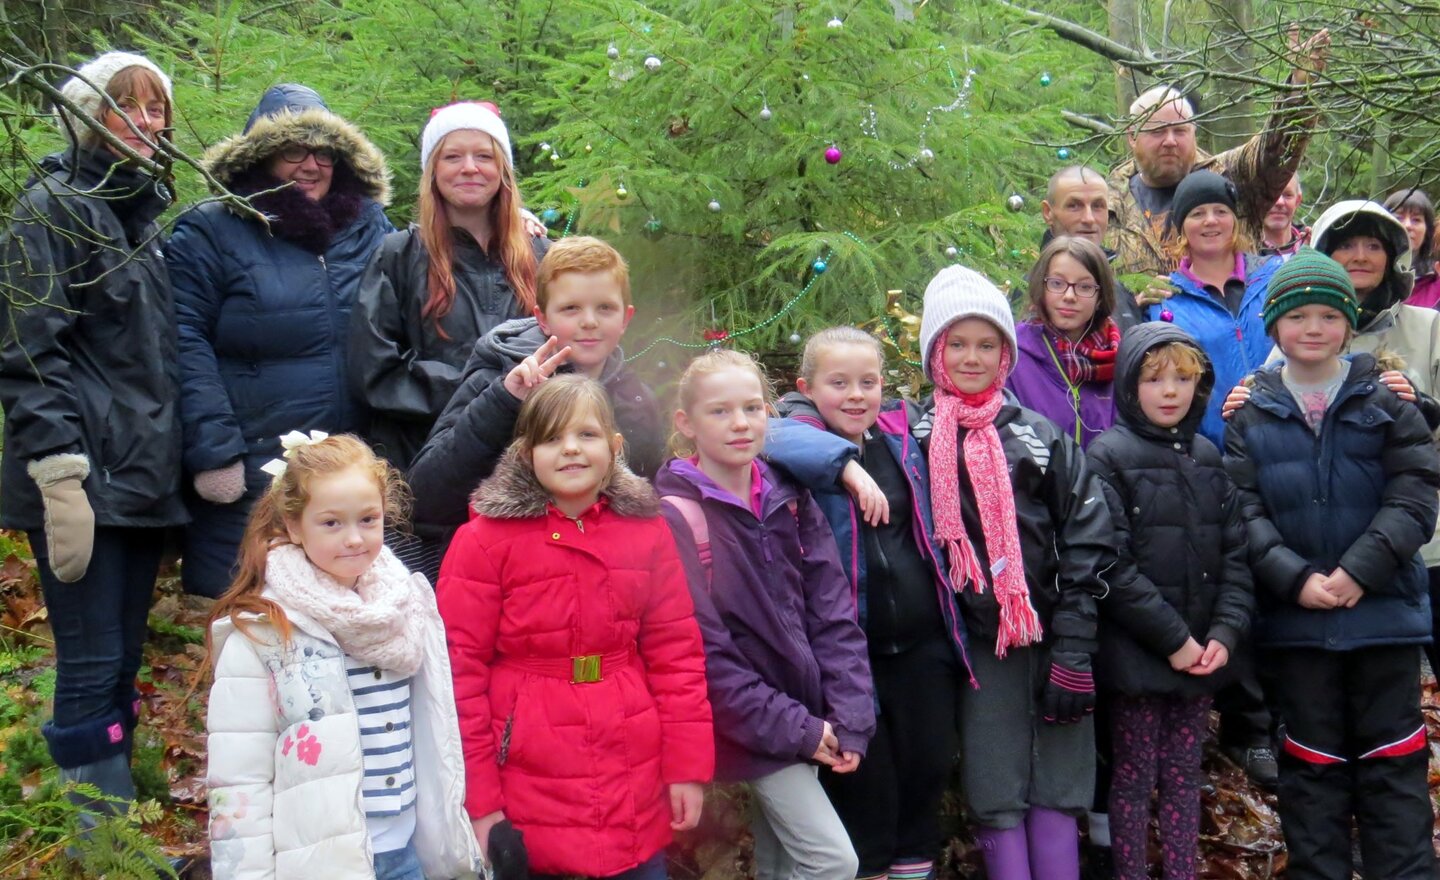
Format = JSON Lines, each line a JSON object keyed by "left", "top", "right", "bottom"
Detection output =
{"left": 655, "top": 349, "right": 875, "bottom": 880}
{"left": 1008, "top": 236, "right": 1122, "bottom": 449}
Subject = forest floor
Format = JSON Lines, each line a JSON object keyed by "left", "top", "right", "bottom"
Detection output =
{"left": 0, "top": 533, "right": 1436, "bottom": 879}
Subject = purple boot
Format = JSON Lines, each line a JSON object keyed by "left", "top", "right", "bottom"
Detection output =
{"left": 1025, "top": 807, "right": 1081, "bottom": 880}
{"left": 973, "top": 823, "right": 1032, "bottom": 880}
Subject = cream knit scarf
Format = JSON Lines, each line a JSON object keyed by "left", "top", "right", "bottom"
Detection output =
{"left": 265, "top": 543, "right": 429, "bottom": 677}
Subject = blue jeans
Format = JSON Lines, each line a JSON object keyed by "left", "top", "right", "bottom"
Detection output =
{"left": 33, "top": 528, "right": 164, "bottom": 746}
{"left": 374, "top": 837, "right": 425, "bottom": 880}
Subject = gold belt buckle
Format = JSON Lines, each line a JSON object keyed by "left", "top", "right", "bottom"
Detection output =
{"left": 571, "top": 654, "right": 603, "bottom": 684}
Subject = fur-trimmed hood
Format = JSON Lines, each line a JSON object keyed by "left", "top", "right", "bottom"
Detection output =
{"left": 204, "top": 101, "right": 390, "bottom": 206}
{"left": 469, "top": 448, "right": 660, "bottom": 520}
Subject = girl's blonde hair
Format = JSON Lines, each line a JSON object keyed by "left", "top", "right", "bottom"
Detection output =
{"left": 417, "top": 131, "right": 538, "bottom": 338}
{"left": 509, "top": 375, "right": 622, "bottom": 490}
{"left": 670, "top": 349, "right": 775, "bottom": 457}
{"left": 207, "top": 434, "right": 409, "bottom": 653}
{"left": 798, "top": 327, "right": 885, "bottom": 383}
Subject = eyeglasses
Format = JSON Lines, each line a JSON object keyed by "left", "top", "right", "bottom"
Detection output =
{"left": 277, "top": 145, "right": 337, "bottom": 167}
{"left": 1043, "top": 276, "right": 1101, "bottom": 299}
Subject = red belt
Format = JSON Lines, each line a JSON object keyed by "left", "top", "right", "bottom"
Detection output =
{"left": 497, "top": 650, "right": 634, "bottom": 684}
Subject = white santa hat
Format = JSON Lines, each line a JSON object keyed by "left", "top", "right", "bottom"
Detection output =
{"left": 420, "top": 101, "right": 513, "bottom": 171}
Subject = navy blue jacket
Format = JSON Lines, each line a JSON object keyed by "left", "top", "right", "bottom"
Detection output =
{"left": 1224, "top": 355, "right": 1440, "bottom": 649}
{"left": 167, "top": 86, "right": 393, "bottom": 595}
{"left": 769, "top": 394, "right": 974, "bottom": 681}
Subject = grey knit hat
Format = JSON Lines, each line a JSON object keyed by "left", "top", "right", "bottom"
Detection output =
{"left": 56, "top": 52, "right": 172, "bottom": 148}
{"left": 919, "top": 264, "right": 1018, "bottom": 380}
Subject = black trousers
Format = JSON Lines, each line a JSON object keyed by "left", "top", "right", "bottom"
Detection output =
{"left": 1263, "top": 645, "right": 1434, "bottom": 880}
{"left": 1425, "top": 567, "right": 1440, "bottom": 678}
{"left": 1215, "top": 642, "right": 1274, "bottom": 750}
{"left": 822, "top": 638, "right": 961, "bottom": 875}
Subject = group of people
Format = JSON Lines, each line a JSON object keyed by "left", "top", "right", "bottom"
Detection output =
{"left": 4, "top": 44, "right": 1440, "bottom": 880}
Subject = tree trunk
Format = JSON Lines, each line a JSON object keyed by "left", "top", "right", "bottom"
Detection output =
{"left": 1204, "top": 0, "right": 1254, "bottom": 151}
{"left": 1108, "top": 0, "right": 1143, "bottom": 116}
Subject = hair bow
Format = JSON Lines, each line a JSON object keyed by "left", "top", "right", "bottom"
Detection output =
{"left": 259, "top": 430, "right": 330, "bottom": 479}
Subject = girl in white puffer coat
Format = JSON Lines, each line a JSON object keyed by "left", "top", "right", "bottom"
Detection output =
{"left": 205, "top": 433, "right": 482, "bottom": 880}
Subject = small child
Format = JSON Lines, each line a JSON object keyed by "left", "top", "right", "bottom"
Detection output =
{"left": 1086, "top": 324, "right": 1254, "bottom": 880}
{"left": 916, "top": 265, "right": 1115, "bottom": 880}
{"left": 206, "top": 433, "right": 479, "bottom": 880}
{"left": 1225, "top": 250, "right": 1440, "bottom": 880}
{"left": 437, "top": 375, "right": 713, "bottom": 880}
{"left": 768, "top": 327, "right": 973, "bottom": 880}
{"left": 655, "top": 349, "right": 875, "bottom": 880}
{"left": 407, "top": 236, "right": 665, "bottom": 552}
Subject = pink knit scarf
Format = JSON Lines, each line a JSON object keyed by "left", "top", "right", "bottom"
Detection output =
{"left": 927, "top": 341, "right": 1042, "bottom": 656}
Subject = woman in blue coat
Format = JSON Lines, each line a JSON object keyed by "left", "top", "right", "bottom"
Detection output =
{"left": 167, "top": 84, "right": 393, "bottom": 596}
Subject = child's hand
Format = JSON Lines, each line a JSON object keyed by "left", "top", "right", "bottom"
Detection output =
{"left": 1298, "top": 572, "right": 1341, "bottom": 609}
{"left": 812, "top": 721, "right": 840, "bottom": 766}
{"left": 668, "top": 782, "right": 704, "bottom": 830}
{"left": 1323, "top": 567, "right": 1365, "bottom": 607}
{"left": 1167, "top": 636, "right": 1204, "bottom": 671}
{"left": 841, "top": 460, "right": 890, "bottom": 526}
{"left": 503, "top": 335, "right": 572, "bottom": 402}
{"left": 1379, "top": 370, "right": 1417, "bottom": 402}
{"left": 471, "top": 810, "right": 506, "bottom": 862}
{"left": 831, "top": 751, "right": 862, "bottom": 774}
{"left": 1189, "top": 640, "right": 1230, "bottom": 675}
{"left": 1221, "top": 383, "right": 1252, "bottom": 420}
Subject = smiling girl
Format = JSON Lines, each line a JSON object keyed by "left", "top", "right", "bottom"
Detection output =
{"left": 437, "top": 376, "right": 713, "bottom": 880}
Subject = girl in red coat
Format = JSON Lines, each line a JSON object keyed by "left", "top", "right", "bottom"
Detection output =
{"left": 437, "top": 375, "right": 714, "bottom": 880}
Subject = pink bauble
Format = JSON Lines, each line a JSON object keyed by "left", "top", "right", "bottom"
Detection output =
{"left": 824, "top": 146, "right": 843, "bottom": 164}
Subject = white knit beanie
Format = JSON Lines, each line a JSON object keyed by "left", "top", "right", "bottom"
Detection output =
{"left": 918, "top": 264, "right": 1018, "bottom": 381}
{"left": 56, "top": 52, "right": 172, "bottom": 147}
{"left": 420, "top": 102, "right": 513, "bottom": 171}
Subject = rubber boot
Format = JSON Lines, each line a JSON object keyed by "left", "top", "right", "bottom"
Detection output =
{"left": 1025, "top": 806, "right": 1081, "bottom": 880}
{"left": 60, "top": 752, "right": 137, "bottom": 835}
{"left": 973, "top": 824, "right": 1032, "bottom": 880}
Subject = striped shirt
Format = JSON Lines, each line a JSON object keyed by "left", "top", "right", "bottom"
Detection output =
{"left": 346, "top": 658, "right": 416, "bottom": 853}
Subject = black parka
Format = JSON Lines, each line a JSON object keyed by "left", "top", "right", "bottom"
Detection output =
{"left": 348, "top": 226, "right": 548, "bottom": 470}
{"left": 1087, "top": 323, "right": 1253, "bottom": 696}
{"left": 0, "top": 149, "right": 187, "bottom": 531}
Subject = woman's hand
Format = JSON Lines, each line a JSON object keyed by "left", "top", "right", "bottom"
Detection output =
{"left": 1220, "top": 383, "right": 1252, "bottom": 420}
{"left": 669, "top": 782, "right": 705, "bottom": 830}
{"left": 1136, "top": 275, "right": 1175, "bottom": 308}
{"left": 841, "top": 460, "right": 890, "bottom": 526}
{"left": 1380, "top": 370, "right": 1417, "bottom": 402}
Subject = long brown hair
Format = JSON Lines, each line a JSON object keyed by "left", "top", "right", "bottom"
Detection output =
{"left": 83, "top": 65, "right": 172, "bottom": 153}
{"left": 206, "top": 435, "right": 410, "bottom": 657}
{"left": 1026, "top": 235, "right": 1117, "bottom": 328}
{"left": 511, "top": 375, "right": 623, "bottom": 491}
{"left": 417, "top": 131, "right": 538, "bottom": 338}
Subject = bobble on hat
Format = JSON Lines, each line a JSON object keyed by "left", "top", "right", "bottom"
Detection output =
{"left": 918, "top": 264, "right": 1019, "bottom": 380}
{"left": 420, "top": 101, "right": 513, "bottom": 172}
{"left": 56, "top": 52, "right": 172, "bottom": 148}
{"left": 1261, "top": 248, "right": 1360, "bottom": 331}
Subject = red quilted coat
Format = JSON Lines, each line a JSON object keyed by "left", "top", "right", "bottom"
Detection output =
{"left": 436, "top": 450, "right": 714, "bottom": 877}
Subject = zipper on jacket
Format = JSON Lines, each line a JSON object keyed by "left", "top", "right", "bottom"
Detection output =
{"left": 498, "top": 713, "right": 513, "bottom": 765}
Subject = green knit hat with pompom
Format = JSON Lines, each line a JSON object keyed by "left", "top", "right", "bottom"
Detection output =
{"left": 1262, "top": 248, "right": 1360, "bottom": 333}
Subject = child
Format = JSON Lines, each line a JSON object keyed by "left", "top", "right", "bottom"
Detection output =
{"left": 1224, "top": 250, "right": 1440, "bottom": 880}
{"left": 916, "top": 265, "right": 1115, "bottom": 880}
{"left": 205, "top": 433, "right": 480, "bottom": 880}
{"left": 654, "top": 349, "right": 875, "bottom": 880}
{"left": 407, "top": 235, "right": 665, "bottom": 549}
{"left": 767, "top": 327, "right": 973, "bottom": 880}
{"left": 437, "top": 375, "right": 714, "bottom": 880}
{"left": 1086, "top": 324, "right": 1254, "bottom": 880}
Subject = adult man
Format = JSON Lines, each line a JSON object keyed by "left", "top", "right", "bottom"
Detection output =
{"left": 1260, "top": 174, "right": 1309, "bottom": 258}
{"left": 1107, "top": 30, "right": 1328, "bottom": 277}
{"left": 1039, "top": 165, "right": 1143, "bottom": 329}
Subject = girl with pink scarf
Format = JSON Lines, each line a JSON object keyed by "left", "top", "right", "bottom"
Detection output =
{"left": 916, "top": 266, "right": 1116, "bottom": 880}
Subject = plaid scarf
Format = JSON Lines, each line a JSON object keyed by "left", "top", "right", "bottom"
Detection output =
{"left": 926, "top": 341, "right": 1042, "bottom": 657}
{"left": 1047, "top": 319, "right": 1121, "bottom": 385}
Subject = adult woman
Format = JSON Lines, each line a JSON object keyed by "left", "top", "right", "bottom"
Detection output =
{"left": 349, "top": 101, "right": 547, "bottom": 471}
{"left": 167, "top": 84, "right": 393, "bottom": 597}
{"left": 1386, "top": 189, "right": 1437, "bottom": 308}
{"left": 1009, "top": 236, "right": 1121, "bottom": 448}
{"left": 0, "top": 52, "right": 186, "bottom": 822}
{"left": 1149, "top": 170, "right": 1280, "bottom": 447}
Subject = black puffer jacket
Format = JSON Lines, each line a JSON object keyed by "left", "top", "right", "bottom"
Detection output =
{"left": 349, "top": 227, "right": 549, "bottom": 469}
{"left": 407, "top": 318, "right": 664, "bottom": 541}
{"left": 914, "top": 393, "right": 1115, "bottom": 657}
{"left": 1087, "top": 323, "right": 1253, "bottom": 696}
{"left": 0, "top": 148, "right": 187, "bottom": 530}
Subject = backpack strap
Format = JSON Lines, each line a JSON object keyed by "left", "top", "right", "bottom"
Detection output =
{"left": 662, "top": 495, "right": 712, "bottom": 586}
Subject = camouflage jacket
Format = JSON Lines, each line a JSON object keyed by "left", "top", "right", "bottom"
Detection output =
{"left": 1106, "top": 90, "right": 1318, "bottom": 277}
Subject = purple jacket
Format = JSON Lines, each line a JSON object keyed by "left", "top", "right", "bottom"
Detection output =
{"left": 1007, "top": 321, "right": 1118, "bottom": 449}
{"left": 655, "top": 458, "right": 875, "bottom": 782}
